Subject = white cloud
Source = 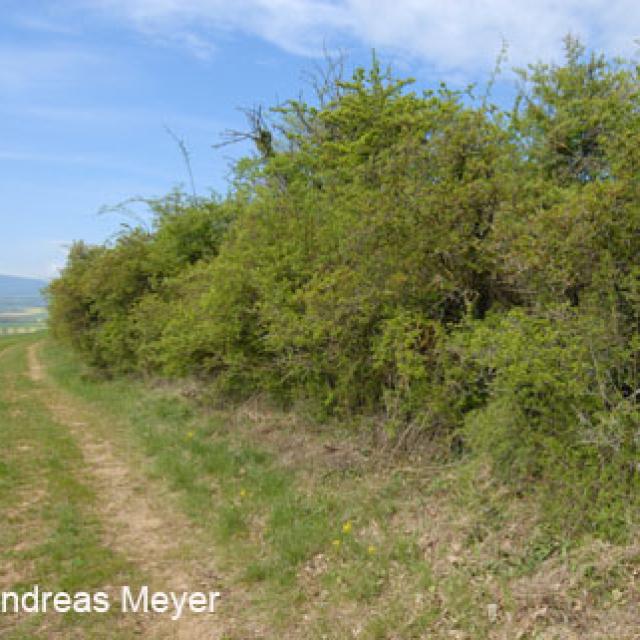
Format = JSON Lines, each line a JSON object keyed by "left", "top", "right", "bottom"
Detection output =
{"left": 81, "top": 0, "right": 640, "bottom": 74}
{"left": 364, "top": 0, "right": 624, "bottom": 71}
{"left": 85, "top": 0, "right": 349, "bottom": 56}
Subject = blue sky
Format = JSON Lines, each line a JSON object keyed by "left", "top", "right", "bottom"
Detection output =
{"left": 1, "top": 0, "right": 638, "bottom": 279}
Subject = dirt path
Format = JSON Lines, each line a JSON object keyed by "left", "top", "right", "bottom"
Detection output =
{"left": 26, "top": 342, "right": 224, "bottom": 639}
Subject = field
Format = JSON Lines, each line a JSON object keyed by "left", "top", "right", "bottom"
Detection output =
{"left": 0, "top": 301, "right": 47, "bottom": 335}
{"left": 1, "top": 334, "right": 639, "bottom": 639}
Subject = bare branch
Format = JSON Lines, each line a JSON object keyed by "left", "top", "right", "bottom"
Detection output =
{"left": 212, "top": 105, "right": 274, "bottom": 158}
{"left": 164, "top": 126, "right": 197, "bottom": 198}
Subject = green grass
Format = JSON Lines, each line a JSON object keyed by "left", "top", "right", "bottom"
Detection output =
{"left": 0, "top": 333, "right": 31, "bottom": 351}
{"left": 27, "top": 338, "right": 640, "bottom": 639}
{"left": 40, "top": 340, "right": 509, "bottom": 637}
{"left": 0, "top": 339, "right": 140, "bottom": 639}
{"left": 0, "top": 342, "right": 542, "bottom": 636}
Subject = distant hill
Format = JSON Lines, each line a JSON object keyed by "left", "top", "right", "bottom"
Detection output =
{"left": 0, "top": 275, "right": 48, "bottom": 310}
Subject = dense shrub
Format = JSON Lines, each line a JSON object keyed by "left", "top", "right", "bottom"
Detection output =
{"left": 461, "top": 307, "right": 639, "bottom": 538}
{"left": 48, "top": 42, "right": 640, "bottom": 538}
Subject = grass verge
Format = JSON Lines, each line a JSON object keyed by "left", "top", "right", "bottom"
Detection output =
{"left": 0, "top": 337, "right": 140, "bottom": 639}
{"left": 39, "top": 338, "right": 640, "bottom": 639}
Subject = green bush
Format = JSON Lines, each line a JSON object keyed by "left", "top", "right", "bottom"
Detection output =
{"left": 47, "top": 42, "right": 640, "bottom": 540}
{"left": 463, "top": 307, "right": 640, "bottom": 537}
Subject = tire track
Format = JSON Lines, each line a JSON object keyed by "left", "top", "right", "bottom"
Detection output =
{"left": 26, "top": 342, "right": 223, "bottom": 640}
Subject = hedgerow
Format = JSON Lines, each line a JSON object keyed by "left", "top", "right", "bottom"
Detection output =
{"left": 48, "top": 40, "right": 640, "bottom": 538}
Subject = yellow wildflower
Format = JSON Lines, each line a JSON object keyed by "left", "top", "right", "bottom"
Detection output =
{"left": 342, "top": 521, "right": 353, "bottom": 534}
{"left": 367, "top": 545, "right": 377, "bottom": 555}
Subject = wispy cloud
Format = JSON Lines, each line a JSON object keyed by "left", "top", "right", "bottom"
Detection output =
{"left": 81, "top": 0, "right": 640, "bottom": 74}
{"left": 11, "top": 14, "right": 79, "bottom": 36}
{"left": 0, "top": 238, "right": 70, "bottom": 280}
{"left": 7, "top": 104, "right": 226, "bottom": 133}
{"left": 83, "top": 0, "right": 350, "bottom": 57}
{"left": 171, "top": 31, "right": 217, "bottom": 60}
{"left": 0, "top": 149, "right": 178, "bottom": 181}
{"left": 0, "top": 150, "right": 91, "bottom": 163}
{"left": 42, "top": 240, "right": 73, "bottom": 279}
{"left": 0, "top": 45, "right": 103, "bottom": 92}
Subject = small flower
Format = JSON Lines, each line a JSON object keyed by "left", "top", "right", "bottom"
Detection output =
{"left": 185, "top": 431, "right": 195, "bottom": 439}
{"left": 332, "top": 539, "right": 341, "bottom": 548}
{"left": 367, "top": 545, "right": 377, "bottom": 555}
{"left": 342, "top": 521, "right": 353, "bottom": 535}
{"left": 239, "top": 488, "right": 247, "bottom": 498}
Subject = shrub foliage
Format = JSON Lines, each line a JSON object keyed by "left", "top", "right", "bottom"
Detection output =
{"left": 48, "top": 40, "right": 640, "bottom": 538}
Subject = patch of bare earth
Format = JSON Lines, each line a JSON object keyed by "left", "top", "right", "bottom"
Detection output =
{"left": 26, "top": 342, "right": 231, "bottom": 639}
